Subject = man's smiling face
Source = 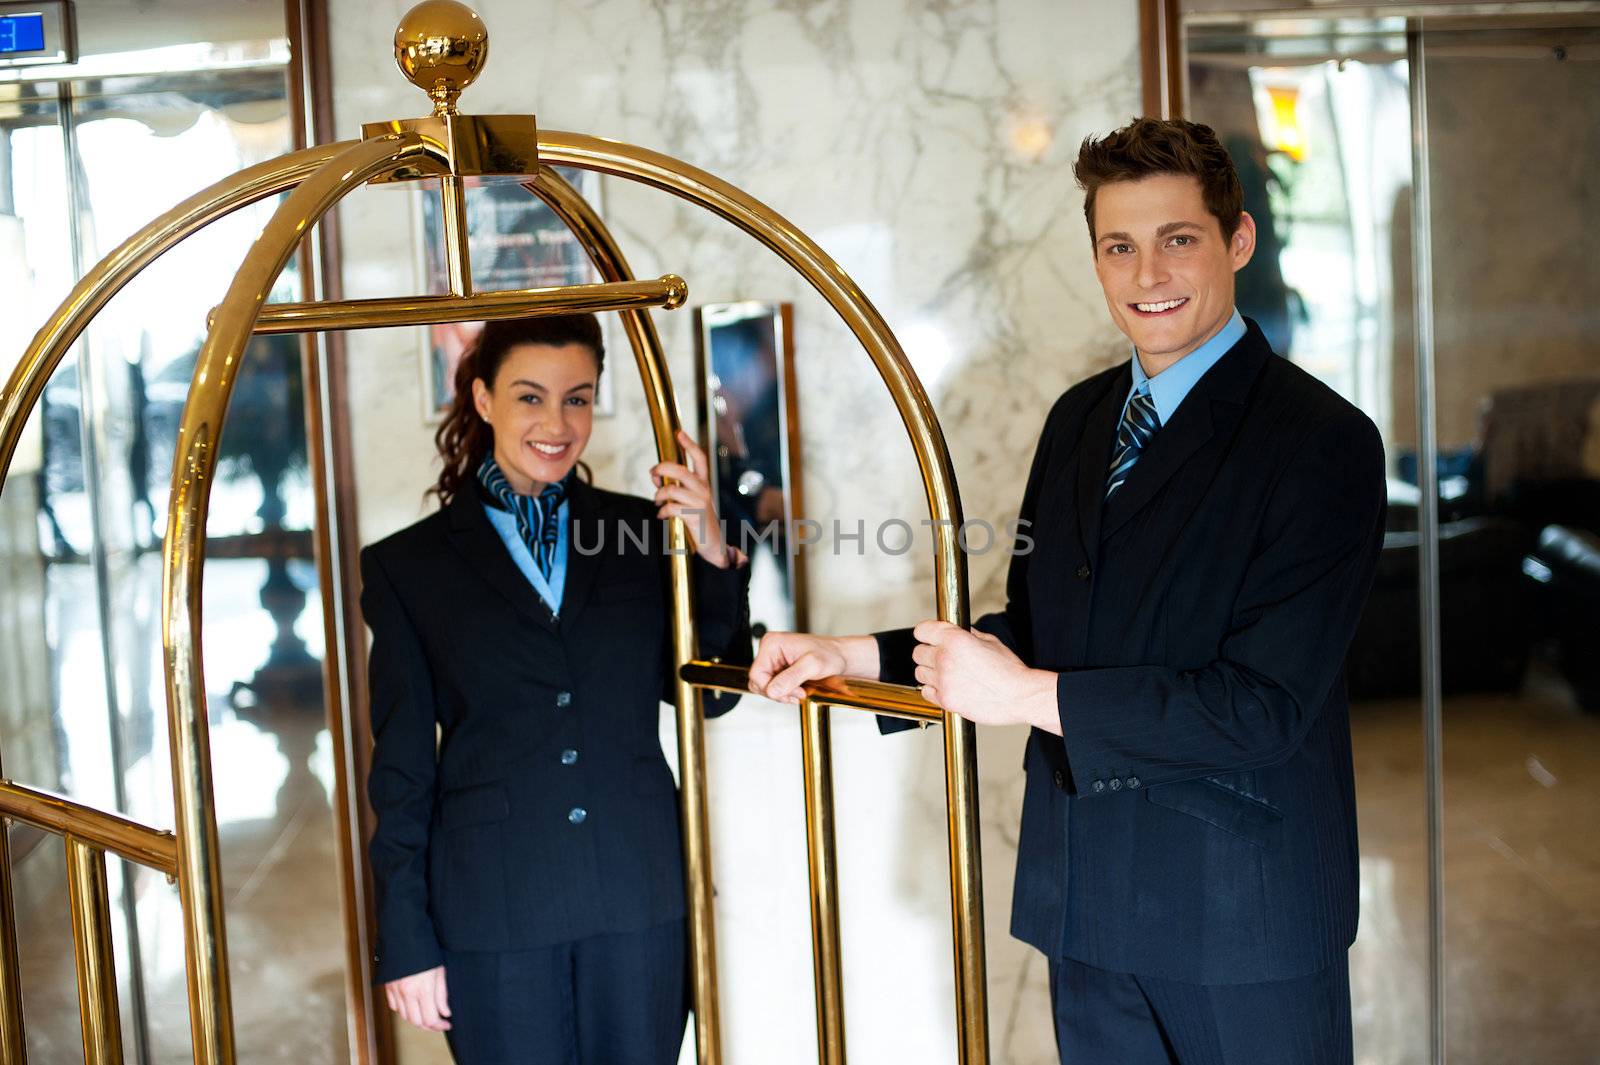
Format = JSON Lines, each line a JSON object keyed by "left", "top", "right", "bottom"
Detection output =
{"left": 1091, "top": 172, "right": 1256, "bottom": 373}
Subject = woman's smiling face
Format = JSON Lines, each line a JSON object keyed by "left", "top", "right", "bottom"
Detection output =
{"left": 472, "top": 341, "right": 599, "bottom": 495}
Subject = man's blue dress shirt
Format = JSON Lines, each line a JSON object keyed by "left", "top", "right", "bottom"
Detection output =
{"left": 1122, "top": 308, "right": 1247, "bottom": 425}
{"left": 482, "top": 494, "right": 570, "bottom": 614}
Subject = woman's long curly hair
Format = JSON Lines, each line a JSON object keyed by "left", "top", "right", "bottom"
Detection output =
{"left": 430, "top": 314, "right": 605, "bottom": 505}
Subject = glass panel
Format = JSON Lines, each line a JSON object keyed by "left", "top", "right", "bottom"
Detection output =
{"left": 1422, "top": 19, "right": 1600, "bottom": 1065}
{"left": 2, "top": 57, "right": 348, "bottom": 1063}
{"left": 1, "top": 86, "right": 89, "bottom": 791}
{"left": 1186, "top": 23, "right": 1429, "bottom": 1064}
{"left": 2, "top": 82, "right": 106, "bottom": 1063}
{"left": 65, "top": 66, "right": 347, "bottom": 1064}
{"left": 68, "top": 65, "right": 311, "bottom": 825}
{"left": 698, "top": 301, "right": 804, "bottom": 636}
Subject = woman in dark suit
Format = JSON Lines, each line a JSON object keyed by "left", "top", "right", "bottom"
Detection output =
{"left": 359, "top": 313, "right": 750, "bottom": 1064}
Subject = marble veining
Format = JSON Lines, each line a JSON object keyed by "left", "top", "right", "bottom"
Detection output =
{"left": 332, "top": 1, "right": 1138, "bottom": 1061}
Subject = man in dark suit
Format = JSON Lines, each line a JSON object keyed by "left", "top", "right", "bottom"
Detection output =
{"left": 749, "top": 118, "right": 1385, "bottom": 1064}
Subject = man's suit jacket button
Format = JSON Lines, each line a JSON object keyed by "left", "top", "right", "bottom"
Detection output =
{"left": 555, "top": 691, "right": 573, "bottom": 707}
{"left": 1109, "top": 778, "right": 1123, "bottom": 791}
{"left": 1126, "top": 776, "right": 1141, "bottom": 789}
{"left": 568, "top": 807, "right": 587, "bottom": 824}
{"left": 1052, "top": 770, "right": 1064, "bottom": 789}
{"left": 1075, "top": 564, "right": 1091, "bottom": 581}
{"left": 560, "top": 748, "right": 579, "bottom": 766}
{"left": 1091, "top": 780, "right": 1106, "bottom": 793}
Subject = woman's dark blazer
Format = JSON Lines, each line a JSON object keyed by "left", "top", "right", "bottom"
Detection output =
{"left": 359, "top": 477, "right": 751, "bottom": 984}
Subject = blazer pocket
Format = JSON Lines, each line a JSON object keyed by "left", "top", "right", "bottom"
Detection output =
{"left": 439, "top": 782, "right": 511, "bottom": 828}
{"left": 1145, "top": 777, "right": 1283, "bottom": 849}
{"left": 591, "top": 577, "right": 657, "bottom": 604}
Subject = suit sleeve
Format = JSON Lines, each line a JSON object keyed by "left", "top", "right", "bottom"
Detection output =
{"left": 1058, "top": 410, "right": 1386, "bottom": 793}
{"left": 872, "top": 396, "right": 1064, "bottom": 732}
{"left": 660, "top": 549, "right": 753, "bottom": 717}
{"left": 359, "top": 547, "right": 444, "bottom": 983}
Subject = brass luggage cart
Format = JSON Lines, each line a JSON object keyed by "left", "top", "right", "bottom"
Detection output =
{"left": 0, "top": 3, "right": 988, "bottom": 1062}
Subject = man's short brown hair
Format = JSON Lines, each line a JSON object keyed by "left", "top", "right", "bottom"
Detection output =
{"left": 1074, "top": 117, "right": 1243, "bottom": 244}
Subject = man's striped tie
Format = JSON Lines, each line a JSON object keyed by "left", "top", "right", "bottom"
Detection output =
{"left": 1105, "top": 387, "right": 1160, "bottom": 501}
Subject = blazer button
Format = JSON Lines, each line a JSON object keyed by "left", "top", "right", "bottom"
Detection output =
{"left": 1109, "top": 778, "right": 1123, "bottom": 791}
{"left": 555, "top": 691, "right": 573, "bottom": 708}
{"left": 560, "top": 749, "right": 579, "bottom": 766}
{"left": 1127, "top": 776, "right": 1141, "bottom": 789}
{"left": 568, "top": 807, "right": 587, "bottom": 824}
{"left": 1075, "top": 564, "right": 1091, "bottom": 581}
{"left": 1052, "top": 770, "right": 1065, "bottom": 790}
{"left": 1091, "top": 780, "right": 1106, "bottom": 793}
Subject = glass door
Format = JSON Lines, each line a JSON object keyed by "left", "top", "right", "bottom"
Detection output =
{"left": 1186, "top": 9, "right": 1600, "bottom": 1064}
{"left": 1184, "top": 20, "right": 1429, "bottom": 1063}
{"left": 2, "top": 76, "right": 154, "bottom": 1062}
{"left": 1418, "top": 17, "right": 1600, "bottom": 1064}
{"left": 2, "top": 48, "right": 351, "bottom": 1063}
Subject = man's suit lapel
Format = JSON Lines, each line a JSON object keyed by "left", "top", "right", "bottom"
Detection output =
{"left": 557, "top": 478, "right": 605, "bottom": 634}
{"left": 446, "top": 487, "right": 558, "bottom": 633}
{"left": 1073, "top": 369, "right": 1126, "bottom": 560}
{"left": 1098, "top": 389, "right": 1216, "bottom": 540}
{"left": 1098, "top": 323, "right": 1272, "bottom": 541}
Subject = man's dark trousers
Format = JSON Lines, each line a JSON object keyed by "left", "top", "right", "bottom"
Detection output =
{"left": 879, "top": 318, "right": 1386, "bottom": 1064}
{"left": 1052, "top": 954, "right": 1353, "bottom": 1064}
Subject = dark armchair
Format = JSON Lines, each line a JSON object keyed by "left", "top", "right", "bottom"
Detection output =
{"left": 1346, "top": 379, "right": 1600, "bottom": 704}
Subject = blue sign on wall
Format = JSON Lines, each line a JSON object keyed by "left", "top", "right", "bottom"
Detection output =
{"left": 0, "top": 13, "right": 46, "bottom": 54}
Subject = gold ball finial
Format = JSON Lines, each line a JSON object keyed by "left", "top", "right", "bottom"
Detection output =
{"left": 394, "top": 0, "right": 489, "bottom": 117}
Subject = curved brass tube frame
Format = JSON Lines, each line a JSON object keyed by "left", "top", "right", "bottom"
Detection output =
{"left": 522, "top": 166, "right": 731, "bottom": 1062}
{"left": 0, "top": 143, "right": 352, "bottom": 478}
{"left": 531, "top": 132, "right": 989, "bottom": 1065}
{"left": 0, "top": 113, "right": 989, "bottom": 1065}
{"left": 161, "top": 133, "right": 435, "bottom": 1064}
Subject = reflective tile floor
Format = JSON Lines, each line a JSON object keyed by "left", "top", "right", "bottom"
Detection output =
{"left": 1349, "top": 677, "right": 1600, "bottom": 1065}
{"left": 11, "top": 556, "right": 347, "bottom": 1063}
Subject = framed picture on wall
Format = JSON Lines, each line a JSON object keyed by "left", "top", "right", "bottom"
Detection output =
{"left": 694, "top": 301, "right": 807, "bottom": 638}
{"left": 416, "top": 168, "right": 616, "bottom": 421}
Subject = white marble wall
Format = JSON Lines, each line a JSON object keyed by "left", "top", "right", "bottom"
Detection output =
{"left": 326, "top": 2, "right": 1139, "bottom": 1061}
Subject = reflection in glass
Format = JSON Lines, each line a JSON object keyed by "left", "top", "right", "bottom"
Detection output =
{"left": 1423, "top": 23, "right": 1600, "bottom": 1064}
{"left": 1186, "top": 29, "right": 1428, "bottom": 1064}
{"left": 1189, "top": 13, "right": 1600, "bottom": 1064}
{"left": 2, "top": 51, "right": 348, "bottom": 1064}
{"left": 695, "top": 301, "right": 806, "bottom": 639}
